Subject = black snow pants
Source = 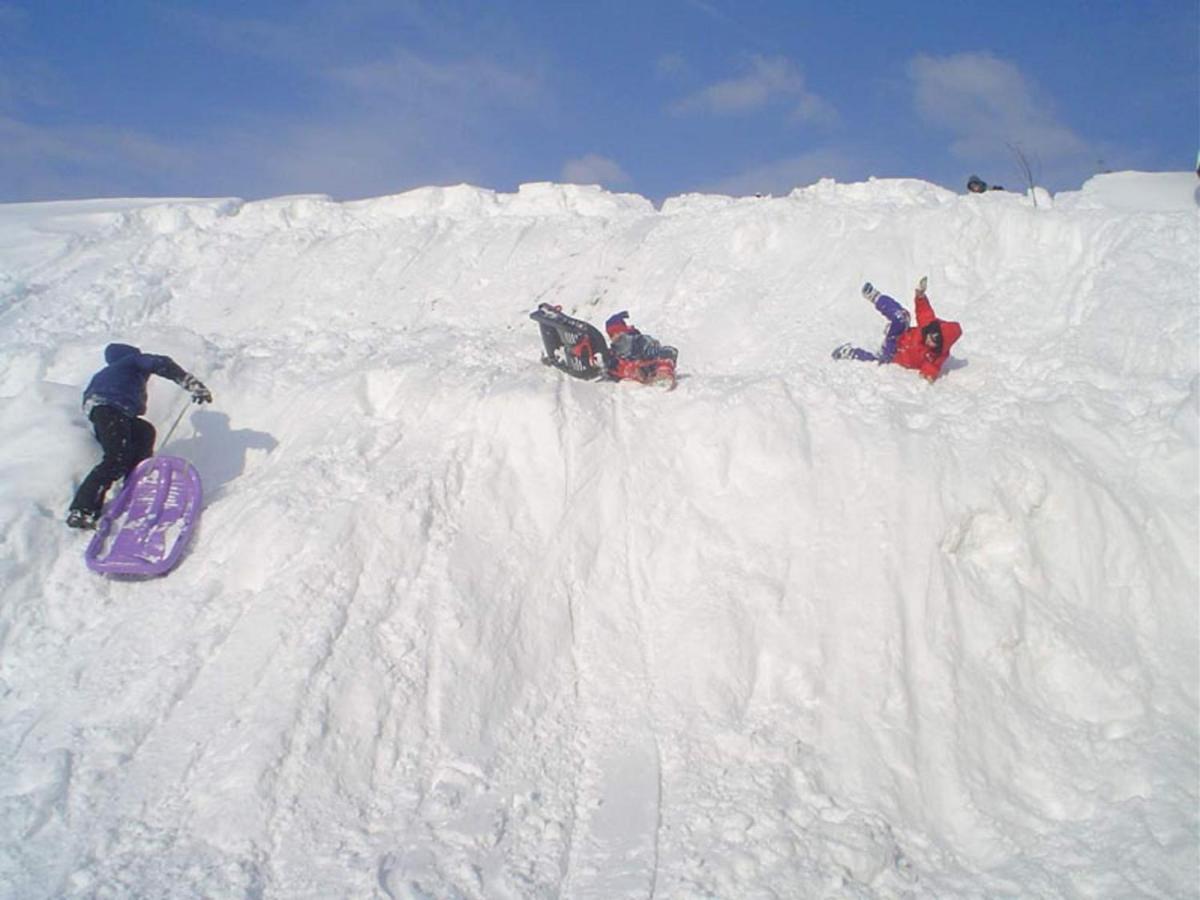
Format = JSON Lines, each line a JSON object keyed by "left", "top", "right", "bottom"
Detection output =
{"left": 69, "top": 405, "right": 156, "bottom": 515}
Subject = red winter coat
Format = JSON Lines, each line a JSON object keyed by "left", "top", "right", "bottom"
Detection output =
{"left": 891, "top": 295, "right": 962, "bottom": 381}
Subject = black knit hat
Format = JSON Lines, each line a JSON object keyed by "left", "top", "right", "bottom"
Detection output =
{"left": 922, "top": 320, "right": 944, "bottom": 350}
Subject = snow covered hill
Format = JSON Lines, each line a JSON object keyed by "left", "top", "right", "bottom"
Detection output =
{"left": 1, "top": 173, "right": 1196, "bottom": 898}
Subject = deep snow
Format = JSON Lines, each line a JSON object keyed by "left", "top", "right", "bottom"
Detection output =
{"left": 0, "top": 172, "right": 1196, "bottom": 899}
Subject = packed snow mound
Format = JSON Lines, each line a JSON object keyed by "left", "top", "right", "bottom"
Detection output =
{"left": 0, "top": 173, "right": 1196, "bottom": 898}
{"left": 1056, "top": 170, "right": 1200, "bottom": 212}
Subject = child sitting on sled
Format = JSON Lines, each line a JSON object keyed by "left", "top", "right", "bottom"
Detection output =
{"left": 604, "top": 311, "right": 677, "bottom": 364}
{"left": 604, "top": 311, "right": 679, "bottom": 386}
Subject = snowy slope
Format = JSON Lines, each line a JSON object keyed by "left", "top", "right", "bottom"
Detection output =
{"left": 0, "top": 173, "right": 1196, "bottom": 899}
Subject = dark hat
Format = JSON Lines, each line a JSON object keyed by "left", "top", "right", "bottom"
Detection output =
{"left": 104, "top": 343, "right": 140, "bottom": 363}
{"left": 605, "top": 310, "right": 632, "bottom": 337}
{"left": 921, "top": 320, "right": 944, "bottom": 350}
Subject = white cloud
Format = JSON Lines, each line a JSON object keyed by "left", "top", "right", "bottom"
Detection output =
{"left": 0, "top": 117, "right": 188, "bottom": 169}
{"left": 1, "top": 7, "right": 552, "bottom": 202}
{"left": 167, "top": 6, "right": 546, "bottom": 115}
{"left": 671, "top": 55, "right": 835, "bottom": 124}
{"left": 160, "top": 4, "right": 400, "bottom": 65}
{"left": 561, "top": 154, "right": 631, "bottom": 189}
{"left": 0, "top": 115, "right": 195, "bottom": 200}
{"left": 700, "top": 148, "right": 862, "bottom": 197}
{"left": 908, "top": 52, "right": 1088, "bottom": 162}
{"left": 655, "top": 53, "right": 689, "bottom": 79}
{"left": 236, "top": 118, "right": 485, "bottom": 199}
{"left": 331, "top": 50, "right": 545, "bottom": 112}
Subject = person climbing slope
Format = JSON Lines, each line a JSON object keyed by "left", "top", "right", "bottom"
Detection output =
{"left": 67, "top": 343, "right": 212, "bottom": 528}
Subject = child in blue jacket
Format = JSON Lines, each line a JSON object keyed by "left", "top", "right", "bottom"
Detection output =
{"left": 67, "top": 343, "right": 212, "bottom": 529}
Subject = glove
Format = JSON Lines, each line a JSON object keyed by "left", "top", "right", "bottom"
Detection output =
{"left": 915, "top": 276, "right": 928, "bottom": 297}
{"left": 181, "top": 374, "right": 213, "bottom": 404}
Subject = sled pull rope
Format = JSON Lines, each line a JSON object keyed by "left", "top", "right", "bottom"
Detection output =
{"left": 160, "top": 399, "right": 191, "bottom": 449}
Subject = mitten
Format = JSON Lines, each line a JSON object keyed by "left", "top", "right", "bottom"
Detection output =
{"left": 181, "top": 374, "right": 213, "bottom": 404}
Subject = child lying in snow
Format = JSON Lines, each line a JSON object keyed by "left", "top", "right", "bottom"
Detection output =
{"left": 832, "top": 277, "right": 962, "bottom": 382}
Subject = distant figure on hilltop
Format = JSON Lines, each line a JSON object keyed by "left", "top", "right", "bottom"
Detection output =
{"left": 966, "top": 174, "right": 1004, "bottom": 193}
{"left": 67, "top": 343, "right": 212, "bottom": 529}
{"left": 832, "top": 277, "right": 962, "bottom": 382}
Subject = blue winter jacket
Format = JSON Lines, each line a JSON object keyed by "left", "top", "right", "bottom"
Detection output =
{"left": 611, "top": 331, "right": 667, "bottom": 361}
{"left": 83, "top": 343, "right": 187, "bottom": 418}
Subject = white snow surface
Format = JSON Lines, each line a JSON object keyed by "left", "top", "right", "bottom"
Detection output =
{"left": 0, "top": 173, "right": 1197, "bottom": 899}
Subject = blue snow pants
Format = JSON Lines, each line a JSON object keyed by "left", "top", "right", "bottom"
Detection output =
{"left": 842, "top": 295, "right": 911, "bottom": 362}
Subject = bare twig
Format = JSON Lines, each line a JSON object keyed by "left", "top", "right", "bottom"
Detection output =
{"left": 1007, "top": 142, "right": 1039, "bottom": 207}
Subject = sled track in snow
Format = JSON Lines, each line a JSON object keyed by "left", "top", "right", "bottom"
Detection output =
{"left": 548, "top": 378, "right": 667, "bottom": 898}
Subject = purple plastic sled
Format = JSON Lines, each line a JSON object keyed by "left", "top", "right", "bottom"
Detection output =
{"left": 85, "top": 455, "right": 203, "bottom": 576}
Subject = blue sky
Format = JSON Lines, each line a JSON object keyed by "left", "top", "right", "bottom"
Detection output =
{"left": 1, "top": 1, "right": 1195, "bottom": 203}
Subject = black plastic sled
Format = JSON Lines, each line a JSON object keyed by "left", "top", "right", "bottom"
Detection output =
{"left": 530, "top": 303, "right": 615, "bottom": 380}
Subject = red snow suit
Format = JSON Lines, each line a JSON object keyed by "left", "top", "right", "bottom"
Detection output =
{"left": 891, "top": 295, "right": 962, "bottom": 381}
